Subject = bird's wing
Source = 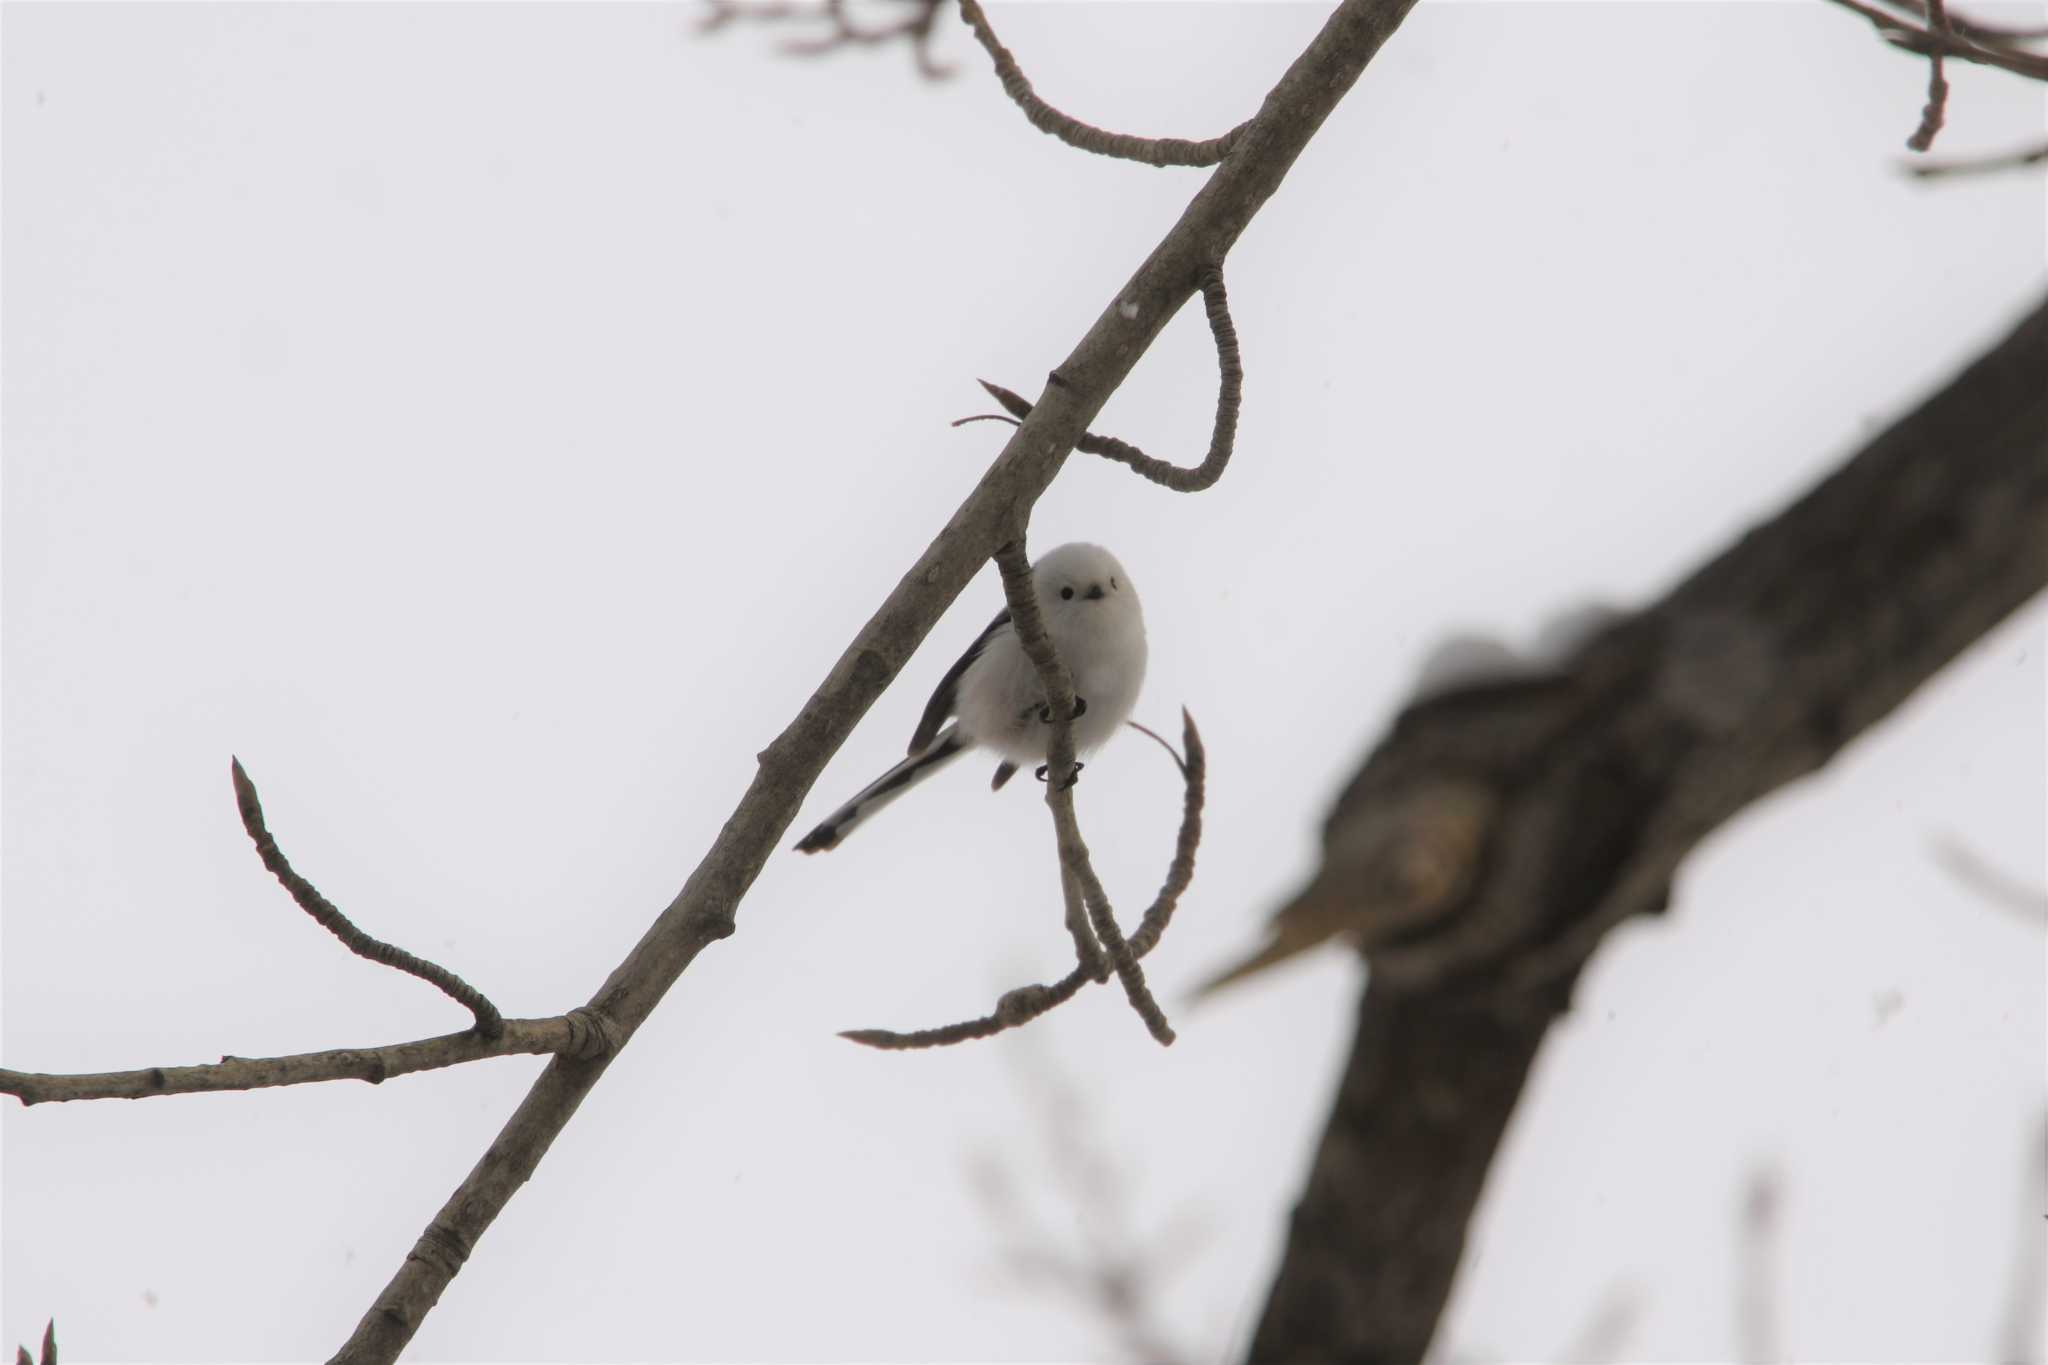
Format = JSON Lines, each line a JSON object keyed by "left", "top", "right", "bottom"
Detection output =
{"left": 908, "top": 608, "right": 1011, "bottom": 755}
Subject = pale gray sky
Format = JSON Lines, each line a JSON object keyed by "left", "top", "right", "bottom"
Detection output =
{"left": 4, "top": 3, "right": 2043, "bottom": 1361}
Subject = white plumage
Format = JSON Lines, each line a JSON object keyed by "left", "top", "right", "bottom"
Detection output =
{"left": 795, "top": 542, "right": 1147, "bottom": 853}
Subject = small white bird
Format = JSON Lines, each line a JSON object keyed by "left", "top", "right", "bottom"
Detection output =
{"left": 795, "top": 542, "right": 1147, "bottom": 853}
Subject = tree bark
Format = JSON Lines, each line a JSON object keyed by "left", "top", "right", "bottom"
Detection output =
{"left": 1248, "top": 291, "right": 2048, "bottom": 1363}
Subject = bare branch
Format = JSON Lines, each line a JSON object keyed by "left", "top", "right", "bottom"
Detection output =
{"left": 842, "top": 709, "right": 1206, "bottom": 1050}
{"left": 1999, "top": 1113, "right": 2048, "bottom": 1364}
{"left": 1908, "top": 0, "right": 1951, "bottom": 151}
{"left": 1907, "top": 136, "right": 2048, "bottom": 178}
{"left": 1932, "top": 834, "right": 2048, "bottom": 922}
{"left": 1872, "top": 0, "right": 2048, "bottom": 44}
{"left": 1738, "top": 1168, "right": 1783, "bottom": 1364}
{"left": 700, "top": 0, "right": 953, "bottom": 79}
{"left": 1248, "top": 291, "right": 2048, "bottom": 1362}
{"left": 1126, "top": 710, "right": 1204, "bottom": 961}
{"left": 979, "top": 264, "right": 1243, "bottom": 493}
{"left": 841, "top": 965, "right": 1091, "bottom": 1050}
{"left": 0, "top": 1014, "right": 605, "bottom": 1106}
{"left": 333, "top": 2, "right": 1420, "bottom": 1353}
{"left": 955, "top": 0, "right": 1247, "bottom": 167}
{"left": 1822, "top": 0, "right": 2048, "bottom": 81}
{"left": 972, "top": 1054, "right": 1202, "bottom": 1365}
{"left": 231, "top": 758, "right": 505, "bottom": 1039}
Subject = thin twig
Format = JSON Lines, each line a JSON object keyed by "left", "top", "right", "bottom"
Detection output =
{"left": 1906, "top": 136, "right": 2048, "bottom": 177}
{"left": 980, "top": 265, "right": 1243, "bottom": 494}
{"left": 1998, "top": 1112, "right": 2048, "bottom": 1364}
{"left": 700, "top": 0, "right": 953, "bottom": 79}
{"left": 1126, "top": 710, "right": 1204, "bottom": 960}
{"left": 841, "top": 965, "right": 1092, "bottom": 1050}
{"left": 1873, "top": 0, "right": 2048, "bottom": 45}
{"left": 1821, "top": 0, "right": 2048, "bottom": 79}
{"left": 971, "top": 1052, "right": 1201, "bottom": 1365}
{"left": 1737, "top": 1168, "right": 1782, "bottom": 1365}
{"left": 955, "top": 0, "right": 1247, "bottom": 167}
{"left": 0, "top": 1014, "right": 603, "bottom": 1105}
{"left": 1063, "top": 862, "right": 1110, "bottom": 981}
{"left": 843, "top": 710, "right": 1206, "bottom": 1050}
{"left": 231, "top": 758, "right": 505, "bottom": 1039}
{"left": 1909, "top": 0, "right": 1951, "bottom": 151}
{"left": 1931, "top": 834, "right": 2048, "bottom": 921}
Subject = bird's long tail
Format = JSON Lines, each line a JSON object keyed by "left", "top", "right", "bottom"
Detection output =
{"left": 793, "top": 725, "right": 969, "bottom": 853}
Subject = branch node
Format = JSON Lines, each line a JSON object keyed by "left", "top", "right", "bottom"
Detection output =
{"left": 563, "top": 1006, "right": 625, "bottom": 1060}
{"left": 977, "top": 265, "right": 1243, "bottom": 495}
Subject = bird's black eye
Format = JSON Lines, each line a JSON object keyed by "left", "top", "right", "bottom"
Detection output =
{"left": 1060, "top": 586, "right": 1075, "bottom": 601}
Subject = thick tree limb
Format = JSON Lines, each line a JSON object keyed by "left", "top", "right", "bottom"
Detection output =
{"left": 1246, "top": 293, "right": 2048, "bottom": 1362}
{"left": 332, "top": 2, "right": 1419, "bottom": 1358}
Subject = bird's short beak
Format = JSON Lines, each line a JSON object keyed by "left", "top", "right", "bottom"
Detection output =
{"left": 1085, "top": 584, "right": 1107, "bottom": 601}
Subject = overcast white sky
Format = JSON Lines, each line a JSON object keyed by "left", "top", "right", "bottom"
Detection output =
{"left": 4, "top": 3, "right": 2044, "bottom": 1362}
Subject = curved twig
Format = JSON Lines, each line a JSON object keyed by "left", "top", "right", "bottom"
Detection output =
{"left": 956, "top": 0, "right": 1248, "bottom": 167}
{"left": 231, "top": 758, "right": 505, "bottom": 1039}
{"left": 842, "top": 711, "right": 1205, "bottom": 1051}
{"left": 979, "top": 266, "right": 1242, "bottom": 494}
{"left": 842, "top": 966, "right": 1091, "bottom": 1050}
{"left": 0, "top": 1014, "right": 603, "bottom": 1105}
{"left": 1126, "top": 711, "right": 1204, "bottom": 960}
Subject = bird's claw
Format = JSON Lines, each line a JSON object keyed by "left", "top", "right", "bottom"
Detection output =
{"left": 1037, "top": 696, "right": 1088, "bottom": 724}
{"left": 1034, "top": 761, "right": 1084, "bottom": 791}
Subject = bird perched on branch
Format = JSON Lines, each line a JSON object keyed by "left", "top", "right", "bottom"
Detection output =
{"left": 795, "top": 542, "right": 1147, "bottom": 853}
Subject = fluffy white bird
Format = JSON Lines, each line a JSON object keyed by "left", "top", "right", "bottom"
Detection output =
{"left": 795, "top": 542, "right": 1147, "bottom": 853}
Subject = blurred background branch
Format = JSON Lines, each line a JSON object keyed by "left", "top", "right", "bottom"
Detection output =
{"left": 1245, "top": 290, "right": 2048, "bottom": 1360}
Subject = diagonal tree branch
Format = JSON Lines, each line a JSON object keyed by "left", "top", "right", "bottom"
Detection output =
{"left": 331, "top": 3, "right": 1421, "bottom": 1358}
{"left": 232, "top": 758, "right": 505, "bottom": 1039}
{"left": 1246, "top": 290, "right": 2048, "bottom": 1361}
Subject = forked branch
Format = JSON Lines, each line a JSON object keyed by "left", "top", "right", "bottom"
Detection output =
{"left": 842, "top": 709, "right": 1205, "bottom": 1050}
{"left": 970, "top": 265, "right": 1242, "bottom": 493}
